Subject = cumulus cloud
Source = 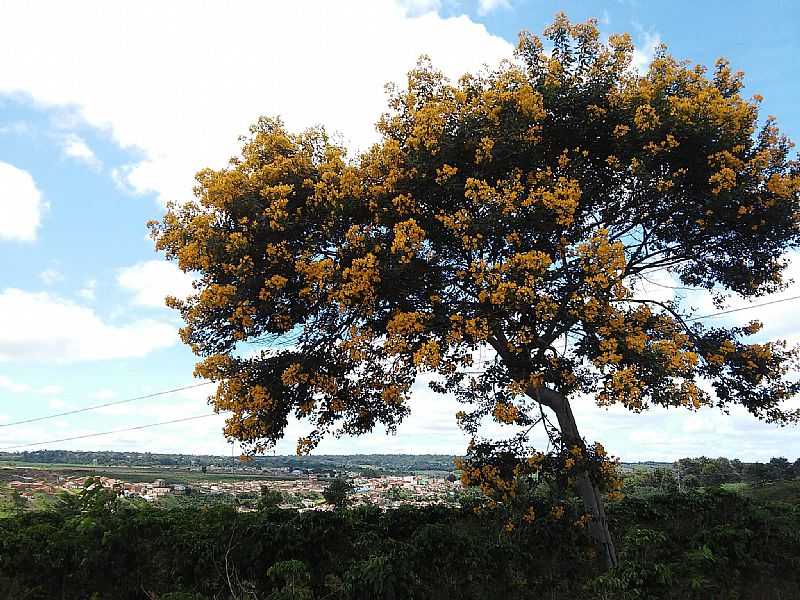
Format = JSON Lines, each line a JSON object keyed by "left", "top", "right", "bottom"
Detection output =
{"left": 0, "top": 374, "right": 30, "bottom": 393}
{"left": 0, "top": 1, "right": 512, "bottom": 206}
{"left": 627, "top": 268, "right": 676, "bottom": 306}
{"left": 117, "top": 260, "right": 195, "bottom": 308}
{"left": 39, "top": 267, "right": 63, "bottom": 285}
{"left": 0, "top": 376, "right": 62, "bottom": 397}
{"left": 77, "top": 279, "right": 97, "bottom": 301}
{"left": 0, "top": 288, "right": 178, "bottom": 363}
{"left": 632, "top": 30, "right": 662, "bottom": 73}
{"left": 477, "top": 0, "right": 511, "bottom": 15}
{"left": 39, "top": 384, "right": 63, "bottom": 396}
{"left": 60, "top": 133, "right": 101, "bottom": 169}
{"left": 0, "top": 121, "right": 31, "bottom": 135}
{"left": 678, "top": 250, "right": 800, "bottom": 340}
{"left": 397, "top": 0, "right": 441, "bottom": 15}
{"left": 89, "top": 388, "right": 118, "bottom": 401}
{"left": 0, "top": 161, "right": 45, "bottom": 241}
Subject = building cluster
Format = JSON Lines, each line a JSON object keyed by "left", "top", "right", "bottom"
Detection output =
{"left": 6, "top": 471, "right": 462, "bottom": 509}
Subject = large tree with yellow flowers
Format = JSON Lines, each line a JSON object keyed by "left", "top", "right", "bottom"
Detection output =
{"left": 151, "top": 16, "right": 800, "bottom": 568}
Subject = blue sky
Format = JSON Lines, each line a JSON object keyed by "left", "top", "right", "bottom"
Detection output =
{"left": 0, "top": 0, "right": 799, "bottom": 460}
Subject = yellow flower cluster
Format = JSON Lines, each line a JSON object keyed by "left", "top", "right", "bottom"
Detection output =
{"left": 633, "top": 104, "right": 660, "bottom": 132}
{"left": 412, "top": 340, "right": 442, "bottom": 369}
{"left": 599, "top": 367, "right": 644, "bottom": 410}
{"left": 334, "top": 253, "right": 380, "bottom": 308}
{"left": 295, "top": 257, "right": 334, "bottom": 300}
{"left": 281, "top": 363, "right": 307, "bottom": 386}
{"left": 475, "top": 137, "right": 495, "bottom": 164}
{"left": 391, "top": 219, "right": 426, "bottom": 263}
{"left": 492, "top": 401, "right": 520, "bottom": 424}
{"left": 435, "top": 164, "right": 458, "bottom": 184}
{"left": 577, "top": 229, "right": 627, "bottom": 293}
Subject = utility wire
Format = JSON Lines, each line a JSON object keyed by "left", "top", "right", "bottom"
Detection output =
{"left": 2, "top": 297, "right": 797, "bottom": 445}
{"left": 0, "top": 382, "right": 214, "bottom": 429}
{"left": 458, "top": 295, "right": 800, "bottom": 375}
{"left": 685, "top": 294, "right": 800, "bottom": 322}
{"left": 0, "top": 413, "right": 219, "bottom": 451}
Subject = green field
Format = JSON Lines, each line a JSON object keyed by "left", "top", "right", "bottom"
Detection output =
{"left": 739, "top": 479, "right": 800, "bottom": 503}
{"left": 0, "top": 461, "right": 299, "bottom": 485}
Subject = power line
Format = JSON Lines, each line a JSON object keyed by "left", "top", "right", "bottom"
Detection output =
{"left": 0, "top": 413, "right": 219, "bottom": 451}
{"left": 1, "top": 295, "right": 796, "bottom": 443}
{"left": 0, "top": 382, "right": 214, "bottom": 429}
{"left": 685, "top": 294, "right": 800, "bottom": 322}
{"left": 638, "top": 273, "right": 703, "bottom": 292}
{"left": 458, "top": 295, "right": 800, "bottom": 375}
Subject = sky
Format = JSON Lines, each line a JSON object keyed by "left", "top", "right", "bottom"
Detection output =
{"left": 0, "top": 0, "right": 799, "bottom": 461}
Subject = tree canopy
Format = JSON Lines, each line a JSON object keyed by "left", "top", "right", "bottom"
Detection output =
{"left": 151, "top": 15, "right": 800, "bottom": 567}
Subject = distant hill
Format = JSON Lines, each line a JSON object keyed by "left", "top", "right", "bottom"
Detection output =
{"left": 0, "top": 449, "right": 458, "bottom": 473}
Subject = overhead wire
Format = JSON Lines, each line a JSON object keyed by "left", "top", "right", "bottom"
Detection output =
{"left": 684, "top": 294, "right": 800, "bottom": 322}
{"left": 458, "top": 295, "right": 800, "bottom": 376}
{"left": 2, "top": 296, "right": 798, "bottom": 449}
{"left": 0, "top": 382, "right": 215, "bottom": 429}
{"left": 0, "top": 413, "right": 219, "bottom": 451}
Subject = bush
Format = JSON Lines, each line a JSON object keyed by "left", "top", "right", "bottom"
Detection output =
{"left": 0, "top": 489, "right": 797, "bottom": 599}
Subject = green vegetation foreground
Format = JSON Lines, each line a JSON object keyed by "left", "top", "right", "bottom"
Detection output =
{"left": 1, "top": 488, "right": 799, "bottom": 599}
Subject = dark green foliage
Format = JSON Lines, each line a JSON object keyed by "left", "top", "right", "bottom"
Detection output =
{"left": 323, "top": 477, "right": 354, "bottom": 509}
{"left": 0, "top": 489, "right": 798, "bottom": 599}
{"left": 258, "top": 486, "right": 284, "bottom": 510}
{"left": 597, "top": 491, "right": 800, "bottom": 599}
{"left": 623, "top": 468, "right": 679, "bottom": 497}
{"left": 267, "top": 560, "right": 313, "bottom": 600}
{"left": 674, "top": 457, "right": 743, "bottom": 488}
{"left": 670, "top": 456, "right": 800, "bottom": 489}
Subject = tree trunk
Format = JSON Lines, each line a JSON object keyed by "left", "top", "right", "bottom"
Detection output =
{"left": 550, "top": 394, "right": 618, "bottom": 570}
{"left": 487, "top": 335, "right": 618, "bottom": 569}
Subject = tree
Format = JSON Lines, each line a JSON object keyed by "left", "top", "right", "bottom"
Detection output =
{"left": 768, "top": 457, "right": 792, "bottom": 481}
{"left": 151, "top": 15, "right": 800, "bottom": 568}
{"left": 267, "top": 560, "right": 313, "bottom": 600}
{"left": 258, "top": 486, "right": 284, "bottom": 510}
{"left": 674, "top": 457, "right": 741, "bottom": 487}
{"left": 742, "top": 461, "right": 772, "bottom": 484}
{"left": 322, "top": 477, "right": 354, "bottom": 509}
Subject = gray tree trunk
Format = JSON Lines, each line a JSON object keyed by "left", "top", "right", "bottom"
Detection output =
{"left": 548, "top": 392, "right": 618, "bottom": 570}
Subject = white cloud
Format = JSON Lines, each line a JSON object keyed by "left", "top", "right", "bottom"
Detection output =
{"left": 0, "top": 376, "right": 62, "bottom": 397}
{"left": 89, "top": 388, "right": 118, "bottom": 400}
{"left": 679, "top": 250, "right": 800, "bottom": 340}
{"left": 117, "top": 260, "right": 195, "bottom": 308}
{"left": 0, "top": 288, "right": 178, "bottom": 363}
{"left": 0, "top": 374, "right": 31, "bottom": 393}
{"left": 0, "top": 121, "right": 31, "bottom": 135}
{"left": 60, "top": 133, "right": 101, "bottom": 169}
{"left": 477, "top": 0, "right": 510, "bottom": 15}
{"left": 0, "top": 161, "right": 45, "bottom": 241}
{"left": 398, "top": 0, "right": 441, "bottom": 15}
{"left": 39, "top": 267, "right": 63, "bottom": 285}
{"left": 627, "top": 268, "right": 676, "bottom": 306}
{"left": 632, "top": 30, "right": 661, "bottom": 73}
{"left": 0, "top": 1, "right": 513, "bottom": 205}
{"left": 78, "top": 279, "right": 97, "bottom": 301}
